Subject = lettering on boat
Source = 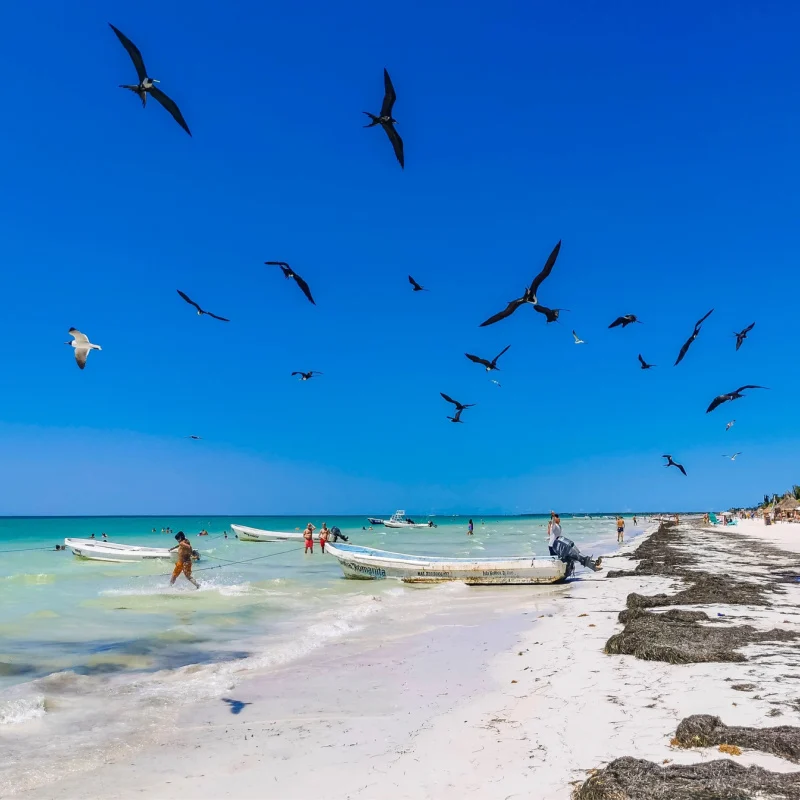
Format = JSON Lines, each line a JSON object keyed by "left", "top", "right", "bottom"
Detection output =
{"left": 481, "top": 569, "right": 515, "bottom": 577}
{"left": 343, "top": 561, "right": 386, "bottom": 578}
{"left": 416, "top": 570, "right": 452, "bottom": 578}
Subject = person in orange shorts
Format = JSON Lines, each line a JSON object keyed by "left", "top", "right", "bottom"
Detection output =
{"left": 319, "top": 523, "right": 329, "bottom": 553}
{"left": 303, "top": 523, "right": 315, "bottom": 554}
{"left": 169, "top": 532, "right": 199, "bottom": 588}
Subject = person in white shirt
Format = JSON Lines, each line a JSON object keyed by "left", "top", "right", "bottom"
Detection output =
{"left": 547, "top": 511, "right": 562, "bottom": 555}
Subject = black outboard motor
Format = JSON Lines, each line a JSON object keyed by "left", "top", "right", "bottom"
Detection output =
{"left": 330, "top": 526, "right": 349, "bottom": 543}
{"left": 550, "top": 536, "right": 602, "bottom": 577}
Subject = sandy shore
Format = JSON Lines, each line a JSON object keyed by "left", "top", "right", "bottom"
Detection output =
{"left": 17, "top": 520, "right": 800, "bottom": 799}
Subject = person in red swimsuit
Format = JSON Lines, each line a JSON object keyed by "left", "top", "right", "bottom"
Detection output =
{"left": 303, "top": 523, "right": 315, "bottom": 554}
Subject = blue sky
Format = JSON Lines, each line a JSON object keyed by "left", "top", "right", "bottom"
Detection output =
{"left": 1, "top": 0, "right": 798, "bottom": 514}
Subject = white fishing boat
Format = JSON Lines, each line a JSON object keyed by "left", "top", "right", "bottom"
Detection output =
{"left": 324, "top": 542, "right": 567, "bottom": 584}
{"left": 382, "top": 510, "right": 433, "bottom": 529}
{"left": 231, "top": 524, "right": 344, "bottom": 543}
{"left": 64, "top": 538, "right": 181, "bottom": 563}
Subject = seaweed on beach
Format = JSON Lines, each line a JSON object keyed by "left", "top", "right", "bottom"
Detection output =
{"left": 571, "top": 756, "right": 800, "bottom": 800}
{"left": 625, "top": 570, "right": 772, "bottom": 609}
{"left": 606, "top": 523, "right": 692, "bottom": 578}
{"left": 605, "top": 608, "right": 797, "bottom": 664}
{"left": 674, "top": 714, "right": 800, "bottom": 763}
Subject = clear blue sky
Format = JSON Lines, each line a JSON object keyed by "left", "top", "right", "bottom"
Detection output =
{"left": 1, "top": 0, "right": 798, "bottom": 515}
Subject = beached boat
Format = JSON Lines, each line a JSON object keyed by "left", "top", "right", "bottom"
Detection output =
{"left": 382, "top": 510, "right": 433, "bottom": 529}
{"left": 324, "top": 542, "right": 567, "bottom": 584}
{"left": 64, "top": 538, "right": 181, "bottom": 563}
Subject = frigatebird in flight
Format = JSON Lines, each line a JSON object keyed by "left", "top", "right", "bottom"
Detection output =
{"left": 363, "top": 69, "right": 404, "bottom": 168}
{"left": 674, "top": 309, "right": 714, "bottom": 366}
{"left": 465, "top": 345, "right": 510, "bottom": 372}
{"left": 292, "top": 371, "right": 323, "bottom": 381}
{"left": 109, "top": 24, "right": 191, "bottom": 136}
{"left": 447, "top": 408, "right": 465, "bottom": 424}
{"left": 533, "top": 305, "right": 568, "bottom": 324}
{"left": 609, "top": 315, "right": 642, "bottom": 329}
{"left": 735, "top": 322, "right": 755, "bottom": 351}
{"left": 265, "top": 262, "right": 315, "bottom": 305}
{"left": 638, "top": 354, "right": 656, "bottom": 370}
{"left": 408, "top": 276, "right": 427, "bottom": 292}
{"left": 706, "top": 385, "right": 768, "bottom": 414}
{"left": 479, "top": 241, "right": 562, "bottom": 327}
{"left": 176, "top": 290, "right": 229, "bottom": 321}
{"left": 662, "top": 455, "right": 687, "bottom": 476}
{"left": 440, "top": 393, "right": 475, "bottom": 422}
{"left": 185, "top": 435, "right": 202, "bottom": 440}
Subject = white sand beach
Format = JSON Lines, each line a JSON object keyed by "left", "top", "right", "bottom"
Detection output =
{"left": 16, "top": 518, "right": 800, "bottom": 799}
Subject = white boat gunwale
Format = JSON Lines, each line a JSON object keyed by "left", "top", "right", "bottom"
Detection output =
{"left": 64, "top": 538, "right": 180, "bottom": 563}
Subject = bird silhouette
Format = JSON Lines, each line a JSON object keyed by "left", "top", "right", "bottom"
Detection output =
{"left": 465, "top": 345, "right": 510, "bottom": 372}
{"left": 408, "top": 275, "right": 427, "bottom": 292}
{"left": 734, "top": 322, "right": 755, "bottom": 351}
{"left": 706, "top": 385, "right": 768, "bottom": 414}
{"left": 533, "top": 305, "right": 568, "bottom": 323}
{"left": 265, "top": 262, "right": 315, "bottom": 305}
{"left": 185, "top": 435, "right": 202, "bottom": 440}
{"left": 177, "top": 290, "right": 229, "bottom": 321}
{"left": 109, "top": 24, "right": 191, "bottom": 136}
{"left": 479, "top": 241, "right": 562, "bottom": 327}
{"left": 447, "top": 408, "right": 465, "bottom": 424}
{"left": 722, "top": 452, "right": 742, "bottom": 461}
{"left": 222, "top": 698, "right": 252, "bottom": 715}
{"left": 638, "top": 354, "right": 656, "bottom": 370}
{"left": 662, "top": 455, "right": 687, "bottom": 476}
{"left": 674, "top": 309, "right": 714, "bottom": 366}
{"left": 363, "top": 69, "right": 404, "bottom": 168}
{"left": 440, "top": 393, "right": 475, "bottom": 421}
{"left": 572, "top": 330, "right": 585, "bottom": 344}
{"left": 65, "top": 328, "right": 102, "bottom": 370}
{"left": 293, "top": 371, "right": 322, "bottom": 381}
{"left": 609, "top": 315, "right": 642, "bottom": 329}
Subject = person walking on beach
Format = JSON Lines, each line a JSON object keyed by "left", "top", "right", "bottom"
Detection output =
{"left": 547, "top": 512, "right": 562, "bottom": 555}
{"left": 303, "top": 523, "right": 315, "bottom": 554}
{"left": 632, "top": 516, "right": 637, "bottom": 526}
{"left": 616, "top": 516, "right": 625, "bottom": 543}
{"left": 169, "top": 532, "right": 199, "bottom": 589}
{"left": 468, "top": 519, "right": 474, "bottom": 535}
{"left": 319, "top": 523, "right": 329, "bottom": 553}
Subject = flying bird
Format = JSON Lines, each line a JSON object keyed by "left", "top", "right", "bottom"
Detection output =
{"left": 490, "top": 379, "right": 502, "bottom": 388}
{"left": 440, "top": 393, "right": 475, "bottom": 414}
{"left": 674, "top": 309, "right": 714, "bottom": 366}
{"left": 292, "top": 371, "right": 322, "bottom": 381}
{"left": 108, "top": 24, "right": 191, "bottom": 136}
{"left": 363, "top": 68, "right": 404, "bottom": 168}
{"left": 265, "top": 262, "right": 315, "bottom": 305}
{"left": 609, "top": 315, "right": 642, "bottom": 329}
{"left": 533, "top": 305, "right": 568, "bottom": 323}
{"left": 465, "top": 345, "right": 510, "bottom": 372}
{"left": 734, "top": 322, "right": 755, "bottom": 351}
{"left": 726, "top": 420, "right": 736, "bottom": 431}
{"left": 722, "top": 452, "right": 742, "bottom": 461}
{"left": 176, "top": 290, "right": 229, "bottom": 322}
{"left": 479, "top": 241, "right": 562, "bottom": 327}
{"left": 447, "top": 408, "right": 465, "bottom": 424}
{"left": 185, "top": 435, "right": 202, "bottom": 440}
{"left": 638, "top": 354, "right": 656, "bottom": 370}
{"left": 572, "top": 330, "right": 585, "bottom": 344}
{"left": 65, "top": 328, "right": 102, "bottom": 370}
{"left": 662, "top": 455, "right": 687, "bottom": 476}
{"left": 408, "top": 275, "right": 427, "bottom": 292}
{"left": 706, "top": 385, "right": 768, "bottom": 414}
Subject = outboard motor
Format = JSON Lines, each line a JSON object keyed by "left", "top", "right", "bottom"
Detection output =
{"left": 330, "top": 526, "right": 349, "bottom": 543}
{"left": 550, "top": 536, "right": 602, "bottom": 576}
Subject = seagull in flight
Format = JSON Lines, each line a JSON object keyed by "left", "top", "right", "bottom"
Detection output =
{"left": 734, "top": 322, "right": 755, "bottom": 351}
{"left": 408, "top": 275, "right": 427, "bottom": 292}
{"left": 609, "top": 315, "right": 642, "bottom": 329}
{"left": 638, "top": 354, "right": 656, "bottom": 370}
{"left": 465, "top": 345, "right": 510, "bottom": 372}
{"left": 177, "top": 290, "right": 229, "bottom": 322}
{"left": 572, "top": 330, "right": 585, "bottom": 344}
{"left": 65, "top": 328, "right": 102, "bottom": 370}
{"left": 293, "top": 371, "right": 322, "bottom": 381}
{"left": 265, "top": 262, "right": 315, "bottom": 305}
{"left": 108, "top": 24, "right": 191, "bottom": 136}
{"left": 674, "top": 309, "right": 714, "bottom": 366}
{"left": 363, "top": 68, "right": 404, "bottom": 168}
{"left": 440, "top": 393, "right": 475, "bottom": 421}
{"left": 533, "top": 305, "right": 568, "bottom": 324}
{"left": 706, "top": 385, "right": 768, "bottom": 414}
{"left": 722, "top": 452, "right": 742, "bottom": 461}
{"left": 490, "top": 379, "right": 502, "bottom": 388}
{"left": 479, "top": 241, "right": 562, "bottom": 327}
{"left": 726, "top": 420, "right": 736, "bottom": 431}
{"left": 662, "top": 455, "right": 687, "bottom": 476}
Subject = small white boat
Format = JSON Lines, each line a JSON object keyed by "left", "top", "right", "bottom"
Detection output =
{"left": 231, "top": 524, "right": 329, "bottom": 543}
{"left": 382, "top": 510, "right": 433, "bottom": 529}
{"left": 64, "top": 538, "right": 180, "bottom": 563}
{"left": 324, "top": 542, "right": 567, "bottom": 584}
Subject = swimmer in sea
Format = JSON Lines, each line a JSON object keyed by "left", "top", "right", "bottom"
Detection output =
{"left": 468, "top": 519, "right": 474, "bottom": 535}
{"left": 169, "top": 532, "right": 199, "bottom": 589}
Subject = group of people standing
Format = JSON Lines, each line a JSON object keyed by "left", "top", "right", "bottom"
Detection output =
{"left": 302, "top": 522, "right": 348, "bottom": 554}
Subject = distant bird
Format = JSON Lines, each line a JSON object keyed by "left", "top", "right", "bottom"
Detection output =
{"left": 265, "top": 262, "right": 315, "bottom": 305}
{"left": 479, "top": 241, "right": 562, "bottom": 327}
{"left": 176, "top": 290, "right": 229, "bottom": 322}
{"left": 108, "top": 24, "right": 191, "bottom": 136}
{"left": 726, "top": 420, "right": 736, "bottom": 432}
{"left": 533, "top": 305, "right": 568, "bottom": 323}
{"left": 734, "top": 322, "right": 755, "bottom": 351}
{"left": 609, "top": 315, "right": 642, "bottom": 329}
{"left": 490, "top": 379, "right": 502, "bottom": 388}
{"left": 440, "top": 393, "right": 475, "bottom": 422}
{"left": 465, "top": 345, "right": 510, "bottom": 372}
{"left": 363, "top": 68, "right": 404, "bottom": 168}
{"left": 65, "top": 328, "right": 102, "bottom": 370}
{"left": 674, "top": 309, "right": 714, "bottom": 366}
{"left": 221, "top": 698, "right": 251, "bottom": 715}
{"left": 722, "top": 452, "right": 742, "bottom": 461}
{"left": 292, "top": 371, "right": 322, "bottom": 381}
{"left": 408, "top": 275, "right": 427, "bottom": 292}
{"left": 447, "top": 408, "right": 464, "bottom": 424}
{"left": 706, "top": 385, "right": 768, "bottom": 414}
{"left": 638, "top": 354, "right": 656, "bottom": 370}
{"left": 185, "top": 435, "right": 202, "bottom": 440}
{"left": 572, "top": 330, "right": 585, "bottom": 344}
{"left": 662, "top": 455, "right": 687, "bottom": 476}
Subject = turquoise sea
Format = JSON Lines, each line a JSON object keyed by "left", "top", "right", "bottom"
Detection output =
{"left": 0, "top": 513, "right": 649, "bottom": 795}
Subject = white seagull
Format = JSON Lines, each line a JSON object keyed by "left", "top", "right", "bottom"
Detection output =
{"left": 726, "top": 420, "right": 736, "bottom": 431}
{"left": 490, "top": 379, "right": 502, "bottom": 388}
{"left": 722, "top": 452, "right": 742, "bottom": 461}
{"left": 65, "top": 328, "right": 101, "bottom": 370}
{"left": 572, "top": 330, "right": 585, "bottom": 344}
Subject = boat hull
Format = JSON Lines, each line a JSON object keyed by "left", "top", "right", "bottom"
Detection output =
{"left": 383, "top": 521, "right": 432, "bottom": 529}
{"left": 325, "top": 543, "right": 566, "bottom": 584}
{"left": 232, "top": 524, "right": 320, "bottom": 543}
{"left": 64, "top": 538, "right": 179, "bottom": 563}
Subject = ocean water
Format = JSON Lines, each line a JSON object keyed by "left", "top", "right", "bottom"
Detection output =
{"left": 0, "top": 513, "right": 648, "bottom": 794}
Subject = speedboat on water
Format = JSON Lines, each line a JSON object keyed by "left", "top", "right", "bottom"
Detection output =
{"left": 64, "top": 538, "right": 184, "bottom": 563}
{"left": 366, "top": 518, "right": 385, "bottom": 526}
{"left": 382, "top": 510, "right": 434, "bottom": 529}
{"left": 324, "top": 542, "right": 567, "bottom": 584}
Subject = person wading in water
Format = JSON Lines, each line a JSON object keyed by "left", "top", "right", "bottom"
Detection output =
{"left": 169, "top": 532, "right": 199, "bottom": 589}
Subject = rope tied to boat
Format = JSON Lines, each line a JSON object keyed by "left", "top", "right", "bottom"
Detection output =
{"left": 0, "top": 546, "right": 63, "bottom": 554}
